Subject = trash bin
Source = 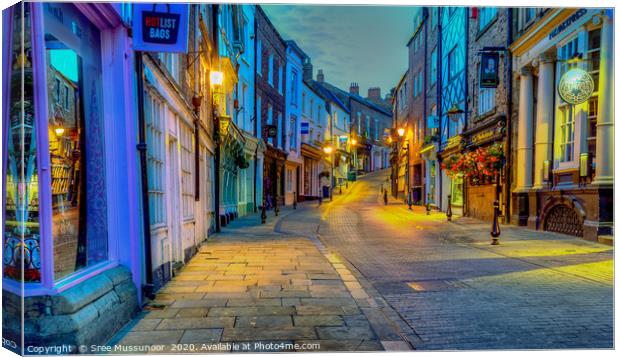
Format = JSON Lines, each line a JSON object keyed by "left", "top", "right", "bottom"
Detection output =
{"left": 347, "top": 171, "right": 357, "bottom": 182}
{"left": 322, "top": 185, "right": 330, "bottom": 198}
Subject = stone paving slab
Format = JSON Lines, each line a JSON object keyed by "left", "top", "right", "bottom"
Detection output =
{"left": 109, "top": 206, "right": 392, "bottom": 352}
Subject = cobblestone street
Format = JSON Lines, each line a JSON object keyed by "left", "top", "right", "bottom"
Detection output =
{"left": 110, "top": 170, "right": 613, "bottom": 352}
{"left": 285, "top": 169, "right": 614, "bottom": 350}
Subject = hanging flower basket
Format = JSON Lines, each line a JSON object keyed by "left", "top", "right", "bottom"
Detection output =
{"left": 236, "top": 155, "right": 250, "bottom": 169}
{"left": 441, "top": 143, "right": 504, "bottom": 183}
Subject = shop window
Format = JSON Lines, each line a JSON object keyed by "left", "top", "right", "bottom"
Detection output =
{"left": 451, "top": 174, "right": 464, "bottom": 206}
{"left": 43, "top": 4, "right": 108, "bottom": 281}
{"left": 3, "top": 4, "right": 41, "bottom": 282}
{"left": 286, "top": 169, "right": 293, "bottom": 192}
{"left": 180, "top": 120, "right": 194, "bottom": 220}
{"left": 145, "top": 93, "right": 166, "bottom": 226}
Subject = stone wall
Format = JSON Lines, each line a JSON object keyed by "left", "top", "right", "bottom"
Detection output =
{"left": 2, "top": 266, "right": 138, "bottom": 354}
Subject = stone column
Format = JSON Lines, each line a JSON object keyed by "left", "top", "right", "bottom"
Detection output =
{"left": 592, "top": 14, "right": 614, "bottom": 186}
{"left": 532, "top": 53, "right": 555, "bottom": 189}
{"left": 516, "top": 66, "right": 534, "bottom": 191}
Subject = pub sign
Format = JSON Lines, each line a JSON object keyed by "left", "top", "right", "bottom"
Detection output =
{"left": 479, "top": 52, "right": 499, "bottom": 88}
{"left": 133, "top": 3, "right": 189, "bottom": 53}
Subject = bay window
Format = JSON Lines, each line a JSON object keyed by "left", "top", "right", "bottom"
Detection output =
{"left": 3, "top": 2, "right": 113, "bottom": 289}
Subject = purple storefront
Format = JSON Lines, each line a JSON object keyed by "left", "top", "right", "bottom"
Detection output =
{"left": 2, "top": 2, "right": 143, "bottom": 352}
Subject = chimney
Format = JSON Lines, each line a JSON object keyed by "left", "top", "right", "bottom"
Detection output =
{"left": 349, "top": 82, "right": 359, "bottom": 95}
{"left": 302, "top": 58, "right": 313, "bottom": 82}
{"left": 317, "top": 69, "right": 324, "bottom": 83}
{"left": 367, "top": 87, "right": 381, "bottom": 100}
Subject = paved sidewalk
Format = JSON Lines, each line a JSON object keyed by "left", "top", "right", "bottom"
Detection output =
{"left": 109, "top": 207, "right": 390, "bottom": 352}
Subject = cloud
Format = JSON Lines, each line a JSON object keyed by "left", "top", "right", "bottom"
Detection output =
{"left": 263, "top": 4, "right": 419, "bottom": 95}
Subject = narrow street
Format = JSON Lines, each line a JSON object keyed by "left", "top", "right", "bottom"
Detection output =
{"left": 280, "top": 170, "right": 614, "bottom": 350}
{"left": 112, "top": 171, "right": 613, "bottom": 351}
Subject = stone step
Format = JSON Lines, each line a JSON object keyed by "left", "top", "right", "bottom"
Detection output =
{"left": 598, "top": 235, "right": 613, "bottom": 246}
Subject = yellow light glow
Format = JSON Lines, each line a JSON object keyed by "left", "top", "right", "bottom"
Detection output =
{"left": 210, "top": 71, "right": 224, "bottom": 87}
{"left": 387, "top": 137, "right": 393, "bottom": 143}
{"left": 351, "top": 139, "right": 357, "bottom": 145}
{"left": 323, "top": 146, "right": 333, "bottom": 154}
{"left": 397, "top": 128, "right": 405, "bottom": 137}
{"left": 55, "top": 127, "right": 65, "bottom": 137}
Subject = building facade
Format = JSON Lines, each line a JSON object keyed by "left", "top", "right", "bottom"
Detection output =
{"left": 284, "top": 41, "right": 304, "bottom": 206}
{"left": 461, "top": 7, "right": 511, "bottom": 222}
{"left": 255, "top": 6, "right": 287, "bottom": 211}
{"left": 510, "top": 8, "right": 613, "bottom": 241}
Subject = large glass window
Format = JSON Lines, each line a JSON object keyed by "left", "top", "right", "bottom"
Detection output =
{"left": 43, "top": 3, "right": 108, "bottom": 280}
{"left": 3, "top": 4, "right": 41, "bottom": 282}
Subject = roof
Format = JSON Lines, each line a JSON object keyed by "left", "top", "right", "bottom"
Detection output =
{"left": 285, "top": 40, "right": 309, "bottom": 60}
{"left": 322, "top": 81, "right": 392, "bottom": 116}
{"left": 308, "top": 81, "right": 351, "bottom": 115}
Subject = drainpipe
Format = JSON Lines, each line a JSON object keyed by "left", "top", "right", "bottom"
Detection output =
{"left": 505, "top": 8, "right": 513, "bottom": 223}
{"left": 253, "top": 12, "right": 259, "bottom": 212}
{"left": 135, "top": 51, "right": 154, "bottom": 299}
{"left": 463, "top": 8, "right": 470, "bottom": 217}
{"left": 212, "top": 4, "right": 221, "bottom": 232}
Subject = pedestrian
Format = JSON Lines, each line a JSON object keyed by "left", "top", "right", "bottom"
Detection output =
{"left": 383, "top": 189, "right": 388, "bottom": 205}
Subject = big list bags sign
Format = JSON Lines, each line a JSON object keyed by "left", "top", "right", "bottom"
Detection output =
{"left": 133, "top": 3, "right": 189, "bottom": 53}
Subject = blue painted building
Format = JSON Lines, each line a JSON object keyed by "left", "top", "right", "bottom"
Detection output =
{"left": 438, "top": 7, "right": 468, "bottom": 214}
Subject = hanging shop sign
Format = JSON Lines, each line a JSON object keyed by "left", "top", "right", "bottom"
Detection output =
{"left": 133, "top": 3, "right": 189, "bottom": 53}
{"left": 301, "top": 122, "right": 309, "bottom": 134}
{"left": 479, "top": 52, "right": 499, "bottom": 88}
{"left": 558, "top": 68, "right": 594, "bottom": 105}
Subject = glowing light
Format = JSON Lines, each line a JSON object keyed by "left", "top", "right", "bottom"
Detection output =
{"left": 323, "top": 146, "right": 333, "bottom": 154}
{"left": 397, "top": 128, "right": 405, "bottom": 137}
{"left": 55, "top": 127, "right": 65, "bottom": 137}
{"left": 210, "top": 71, "right": 224, "bottom": 87}
{"left": 351, "top": 139, "right": 357, "bottom": 145}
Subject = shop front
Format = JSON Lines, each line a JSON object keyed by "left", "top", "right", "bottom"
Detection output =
{"left": 510, "top": 8, "right": 613, "bottom": 241}
{"left": 2, "top": 2, "right": 141, "bottom": 350}
{"left": 263, "top": 147, "right": 287, "bottom": 210}
{"left": 218, "top": 116, "right": 246, "bottom": 226}
{"left": 300, "top": 142, "right": 323, "bottom": 201}
{"left": 462, "top": 115, "right": 507, "bottom": 222}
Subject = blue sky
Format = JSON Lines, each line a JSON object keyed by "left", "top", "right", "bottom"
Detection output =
{"left": 263, "top": 5, "right": 420, "bottom": 99}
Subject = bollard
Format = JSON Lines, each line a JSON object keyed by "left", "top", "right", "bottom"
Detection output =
{"left": 446, "top": 194, "right": 452, "bottom": 221}
{"left": 383, "top": 189, "right": 388, "bottom": 205}
{"left": 293, "top": 192, "right": 297, "bottom": 210}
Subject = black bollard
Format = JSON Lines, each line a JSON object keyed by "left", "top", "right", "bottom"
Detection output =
{"left": 446, "top": 194, "right": 452, "bottom": 221}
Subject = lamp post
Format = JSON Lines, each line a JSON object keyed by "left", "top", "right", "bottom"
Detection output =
{"left": 323, "top": 145, "right": 334, "bottom": 201}
{"left": 490, "top": 170, "right": 501, "bottom": 245}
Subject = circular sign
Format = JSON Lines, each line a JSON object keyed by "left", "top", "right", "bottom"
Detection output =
{"left": 558, "top": 68, "right": 594, "bottom": 105}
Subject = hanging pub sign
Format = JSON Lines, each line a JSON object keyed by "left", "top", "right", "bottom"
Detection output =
{"left": 133, "top": 3, "right": 189, "bottom": 53}
{"left": 479, "top": 52, "right": 499, "bottom": 88}
{"left": 558, "top": 68, "right": 594, "bottom": 105}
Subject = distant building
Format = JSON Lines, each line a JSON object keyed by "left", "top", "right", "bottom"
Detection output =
{"left": 284, "top": 41, "right": 305, "bottom": 205}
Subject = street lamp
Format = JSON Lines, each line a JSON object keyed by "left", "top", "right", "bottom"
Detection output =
{"left": 323, "top": 145, "right": 334, "bottom": 200}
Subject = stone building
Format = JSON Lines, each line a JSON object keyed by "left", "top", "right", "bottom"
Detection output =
{"left": 461, "top": 7, "right": 511, "bottom": 222}
{"left": 510, "top": 8, "right": 613, "bottom": 242}
{"left": 284, "top": 40, "right": 305, "bottom": 206}
{"left": 255, "top": 6, "right": 288, "bottom": 210}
